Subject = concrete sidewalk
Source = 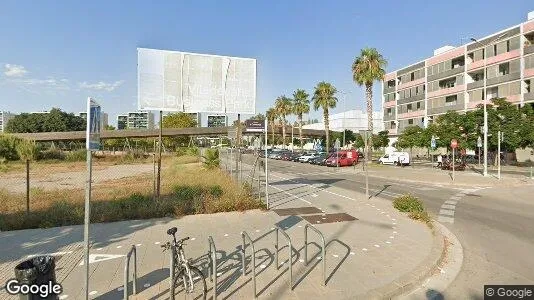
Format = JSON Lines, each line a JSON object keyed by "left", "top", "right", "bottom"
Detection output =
{"left": 0, "top": 160, "right": 441, "bottom": 300}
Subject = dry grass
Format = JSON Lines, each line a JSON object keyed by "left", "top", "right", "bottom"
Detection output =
{"left": 0, "top": 156, "right": 263, "bottom": 230}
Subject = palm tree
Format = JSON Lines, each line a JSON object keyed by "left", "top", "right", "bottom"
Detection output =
{"left": 312, "top": 81, "right": 338, "bottom": 155}
{"left": 292, "top": 89, "right": 310, "bottom": 150}
{"left": 352, "top": 48, "right": 387, "bottom": 152}
{"left": 275, "top": 96, "right": 293, "bottom": 149}
{"left": 266, "top": 108, "right": 277, "bottom": 147}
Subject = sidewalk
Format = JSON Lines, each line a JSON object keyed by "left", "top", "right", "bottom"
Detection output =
{"left": 343, "top": 163, "right": 534, "bottom": 188}
{"left": 0, "top": 162, "right": 442, "bottom": 299}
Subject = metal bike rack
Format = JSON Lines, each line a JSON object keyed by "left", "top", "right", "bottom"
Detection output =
{"left": 169, "top": 245, "right": 176, "bottom": 300}
{"left": 207, "top": 236, "right": 218, "bottom": 300}
{"left": 274, "top": 225, "right": 293, "bottom": 291}
{"left": 241, "top": 231, "right": 257, "bottom": 299}
{"left": 304, "top": 223, "right": 326, "bottom": 286}
{"left": 123, "top": 245, "right": 137, "bottom": 299}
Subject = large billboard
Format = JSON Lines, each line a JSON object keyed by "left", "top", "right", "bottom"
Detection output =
{"left": 138, "top": 48, "right": 256, "bottom": 114}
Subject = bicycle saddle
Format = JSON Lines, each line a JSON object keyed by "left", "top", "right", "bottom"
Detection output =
{"left": 167, "top": 227, "right": 177, "bottom": 236}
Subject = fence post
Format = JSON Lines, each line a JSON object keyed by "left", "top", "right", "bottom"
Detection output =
{"left": 26, "top": 159, "right": 30, "bottom": 214}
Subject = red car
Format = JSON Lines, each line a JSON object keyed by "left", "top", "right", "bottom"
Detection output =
{"left": 325, "top": 150, "right": 359, "bottom": 167}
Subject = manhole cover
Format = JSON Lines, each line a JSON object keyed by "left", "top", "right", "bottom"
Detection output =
{"left": 302, "top": 213, "right": 357, "bottom": 224}
{"left": 272, "top": 207, "right": 322, "bottom": 216}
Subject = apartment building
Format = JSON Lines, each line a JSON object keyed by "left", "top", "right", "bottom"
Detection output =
{"left": 127, "top": 111, "right": 154, "bottom": 129}
{"left": 303, "top": 109, "right": 385, "bottom": 134}
{"left": 383, "top": 11, "right": 534, "bottom": 136}
{"left": 117, "top": 115, "right": 128, "bottom": 130}
{"left": 79, "top": 112, "right": 108, "bottom": 128}
{"left": 0, "top": 111, "right": 16, "bottom": 133}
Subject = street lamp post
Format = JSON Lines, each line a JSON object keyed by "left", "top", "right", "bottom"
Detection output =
{"left": 470, "top": 33, "right": 507, "bottom": 177}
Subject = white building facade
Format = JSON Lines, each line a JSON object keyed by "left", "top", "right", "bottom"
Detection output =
{"left": 303, "top": 109, "right": 385, "bottom": 134}
{"left": 0, "top": 111, "right": 16, "bottom": 133}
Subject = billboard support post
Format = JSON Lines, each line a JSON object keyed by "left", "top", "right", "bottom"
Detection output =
{"left": 156, "top": 111, "right": 162, "bottom": 199}
{"left": 84, "top": 97, "right": 101, "bottom": 300}
{"left": 264, "top": 119, "right": 269, "bottom": 210}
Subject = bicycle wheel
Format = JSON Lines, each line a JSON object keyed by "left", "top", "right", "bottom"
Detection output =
{"left": 174, "top": 266, "right": 207, "bottom": 300}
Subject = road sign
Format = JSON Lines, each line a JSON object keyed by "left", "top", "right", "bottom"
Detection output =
{"left": 86, "top": 97, "right": 101, "bottom": 151}
{"left": 79, "top": 254, "right": 125, "bottom": 265}
{"left": 477, "top": 136, "right": 482, "bottom": 148}
{"left": 451, "top": 139, "right": 458, "bottom": 149}
{"left": 334, "top": 138, "right": 341, "bottom": 150}
{"left": 245, "top": 120, "right": 265, "bottom": 132}
{"left": 431, "top": 137, "right": 436, "bottom": 149}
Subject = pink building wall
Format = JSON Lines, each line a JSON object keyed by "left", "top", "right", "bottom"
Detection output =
{"left": 398, "top": 110, "right": 425, "bottom": 119}
{"left": 427, "top": 85, "right": 465, "bottom": 98}
{"left": 384, "top": 101, "right": 396, "bottom": 108}
{"left": 426, "top": 47, "right": 465, "bottom": 66}
{"left": 523, "top": 20, "right": 534, "bottom": 33}
{"left": 524, "top": 68, "right": 534, "bottom": 78}
{"left": 384, "top": 72, "right": 397, "bottom": 82}
{"left": 397, "top": 77, "right": 425, "bottom": 91}
{"left": 467, "top": 50, "right": 520, "bottom": 71}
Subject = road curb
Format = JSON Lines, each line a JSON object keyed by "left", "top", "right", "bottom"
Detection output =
{"left": 364, "top": 173, "right": 534, "bottom": 188}
{"left": 359, "top": 222, "right": 448, "bottom": 299}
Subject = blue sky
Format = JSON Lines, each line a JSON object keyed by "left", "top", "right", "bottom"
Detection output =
{"left": 1, "top": 1, "right": 532, "bottom": 126}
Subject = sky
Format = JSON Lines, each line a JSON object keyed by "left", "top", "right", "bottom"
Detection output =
{"left": 1, "top": 1, "right": 533, "bottom": 126}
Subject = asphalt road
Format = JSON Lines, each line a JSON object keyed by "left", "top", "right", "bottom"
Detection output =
{"left": 253, "top": 156, "right": 534, "bottom": 299}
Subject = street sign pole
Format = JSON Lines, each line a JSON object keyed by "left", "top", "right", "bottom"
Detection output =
{"left": 498, "top": 131, "right": 501, "bottom": 180}
{"left": 451, "top": 139, "right": 457, "bottom": 182}
{"left": 84, "top": 97, "right": 101, "bottom": 300}
{"left": 264, "top": 119, "right": 269, "bottom": 209}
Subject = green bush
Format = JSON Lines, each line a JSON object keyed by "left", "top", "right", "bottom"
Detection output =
{"left": 37, "top": 149, "right": 65, "bottom": 160}
{"left": 202, "top": 149, "right": 220, "bottom": 169}
{"left": 393, "top": 194, "right": 424, "bottom": 213}
{"left": 0, "top": 134, "right": 20, "bottom": 161}
{"left": 65, "top": 149, "right": 87, "bottom": 162}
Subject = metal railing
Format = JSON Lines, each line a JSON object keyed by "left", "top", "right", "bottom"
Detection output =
{"left": 123, "top": 245, "right": 137, "bottom": 299}
{"left": 207, "top": 236, "right": 218, "bottom": 300}
{"left": 274, "top": 225, "right": 293, "bottom": 291}
{"left": 304, "top": 223, "right": 326, "bottom": 286}
{"left": 241, "top": 231, "right": 257, "bottom": 299}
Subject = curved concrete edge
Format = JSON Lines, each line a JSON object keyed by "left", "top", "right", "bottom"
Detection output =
{"left": 356, "top": 221, "right": 462, "bottom": 299}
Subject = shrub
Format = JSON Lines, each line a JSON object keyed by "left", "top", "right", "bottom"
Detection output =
{"left": 16, "top": 138, "right": 37, "bottom": 161}
{"left": 393, "top": 194, "right": 424, "bottom": 213}
{"left": 37, "top": 149, "right": 64, "bottom": 160}
{"left": 65, "top": 149, "right": 87, "bottom": 162}
{"left": 202, "top": 149, "right": 220, "bottom": 169}
{"left": 0, "top": 134, "right": 20, "bottom": 161}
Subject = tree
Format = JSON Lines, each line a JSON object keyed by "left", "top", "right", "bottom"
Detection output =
{"left": 104, "top": 125, "right": 116, "bottom": 130}
{"left": 292, "top": 89, "right": 310, "bottom": 150}
{"left": 274, "top": 96, "right": 292, "bottom": 148}
{"left": 396, "top": 126, "right": 424, "bottom": 160}
{"left": 352, "top": 48, "right": 387, "bottom": 153}
{"left": 16, "top": 138, "right": 37, "bottom": 161}
{"left": 312, "top": 81, "right": 338, "bottom": 155}
{"left": 372, "top": 130, "right": 390, "bottom": 149}
{"left": 162, "top": 112, "right": 197, "bottom": 148}
{"left": 266, "top": 108, "right": 277, "bottom": 147}
{"left": 6, "top": 108, "right": 85, "bottom": 133}
{"left": 248, "top": 113, "right": 266, "bottom": 121}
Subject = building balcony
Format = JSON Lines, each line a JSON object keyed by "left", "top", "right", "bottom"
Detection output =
{"left": 427, "top": 85, "right": 465, "bottom": 98}
{"left": 525, "top": 44, "right": 534, "bottom": 55}
{"left": 467, "top": 80, "right": 484, "bottom": 90}
{"left": 387, "top": 128, "right": 397, "bottom": 135}
{"left": 383, "top": 86, "right": 396, "bottom": 94}
{"left": 397, "top": 94, "right": 425, "bottom": 105}
{"left": 427, "top": 66, "right": 464, "bottom": 82}
{"left": 397, "top": 110, "right": 425, "bottom": 119}
{"left": 383, "top": 113, "right": 396, "bottom": 121}
{"left": 467, "top": 49, "right": 520, "bottom": 71}
{"left": 397, "top": 77, "right": 425, "bottom": 91}
{"left": 427, "top": 103, "right": 464, "bottom": 115}
{"left": 524, "top": 92, "right": 534, "bottom": 102}
{"left": 467, "top": 95, "right": 520, "bottom": 109}
{"left": 384, "top": 100, "right": 396, "bottom": 108}
{"left": 486, "top": 72, "right": 520, "bottom": 87}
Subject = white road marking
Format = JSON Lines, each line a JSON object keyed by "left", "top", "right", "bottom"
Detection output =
{"left": 445, "top": 200, "right": 458, "bottom": 205}
{"left": 136, "top": 244, "right": 142, "bottom": 247}
{"left": 439, "top": 209, "right": 455, "bottom": 216}
{"left": 255, "top": 229, "right": 260, "bottom": 232}
{"left": 374, "top": 244, "right": 380, "bottom": 248}
{"left": 297, "top": 225, "right": 302, "bottom": 228}
{"left": 270, "top": 185, "right": 312, "bottom": 204}
{"left": 117, "top": 287, "right": 124, "bottom": 291}
{"left": 350, "top": 252, "right": 355, "bottom": 255}
{"left": 450, "top": 196, "right": 461, "bottom": 201}
{"left": 299, "top": 259, "right": 304, "bottom": 263}
{"left": 89, "top": 291, "right": 97, "bottom": 296}
{"left": 190, "top": 238, "right": 196, "bottom": 241}
{"left": 442, "top": 204, "right": 456, "bottom": 210}
{"left": 393, "top": 231, "right": 397, "bottom": 234}
{"left": 386, "top": 241, "right": 391, "bottom": 244}
{"left": 217, "top": 272, "right": 222, "bottom": 277}
{"left": 154, "top": 242, "right": 160, "bottom": 245}
{"left": 79, "top": 254, "right": 125, "bottom": 265}
{"left": 260, "top": 264, "right": 266, "bottom": 269}
{"left": 96, "top": 248, "right": 102, "bottom": 251}
{"left": 316, "top": 256, "right": 322, "bottom": 260}
{"left": 438, "top": 216, "right": 455, "bottom": 223}
{"left": 362, "top": 248, "right": 368, "bottom": 251}
{"left": 59, "top": 295, "right": 69, "bottom": 299}
{"left": 116, "top": 246, "right": 122, "bottom": 249}
{"left": 332, "top": 254, "right": 339, "bottom": 258}
{"left": 389, "top": 236, "right": 394, "bottom": 239}
{"left": 27, "top": 251, "right": 72, "bottom": 258}
{"left": 224, "top": 234, "right": 229, "bottom": 237}
{"left": 311, "top": 194, "right": 318, "bottom": 197}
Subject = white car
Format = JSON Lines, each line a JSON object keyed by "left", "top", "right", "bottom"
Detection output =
{"left": 298, "top": 153, "right": 318, "bottom": 162}
{"left": 378, "top": 152, "right": 410, "bottom": 166}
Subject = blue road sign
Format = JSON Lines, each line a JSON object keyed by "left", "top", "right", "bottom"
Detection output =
{"left": 86, "top": 98, "right": 101, "bottom": 151}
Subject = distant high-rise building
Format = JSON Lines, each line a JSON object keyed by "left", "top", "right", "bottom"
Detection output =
{"left": 207, "top": 115, "right": 227, "bottom": 127}
{"left": 79, "top": 112, "right": 108, "bottom": 128}
{"left": 117, "top": 115, "right": 128, "bottom": 130}
{"left": 0, "top": 111, "right": 16, "bottom": 133}
{"left": 127, "top": 111, "right": 154, "bottom": 129}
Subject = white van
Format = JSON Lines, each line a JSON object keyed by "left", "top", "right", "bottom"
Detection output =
{"left": 378, "top": 152, "right": 410, "bottom": 166}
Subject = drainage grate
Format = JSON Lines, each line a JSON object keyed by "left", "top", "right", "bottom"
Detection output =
{"left": 302, "top": 213, "right": 357, "bottom": 224}
{"left": 272, "top": 207, "right": 323, "bottom": 216}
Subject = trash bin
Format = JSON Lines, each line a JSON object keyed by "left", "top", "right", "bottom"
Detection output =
{"left": 14, "top": 256, "right": 58, "bottom": 300}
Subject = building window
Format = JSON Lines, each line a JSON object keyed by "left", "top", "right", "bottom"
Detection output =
{"left": 407, "top": 104, "right": 413, "bottom": 112}
{"left": 445, "top": 95, "right": 457, "bottom": 106}
{"left": 390, "top": 121, "right": 396, "bottom": 129}
{"left": 493, "top": 44, "right": 497, "bottom": 56}
{"left": 408, "top": 119, "right": 414, "bottom": 125}
{"left": 439, "top": 78, "right": 456, "bottom": 89}
{"left": 498, "top": 62, "right": 509, "bottom": 76}
{"left": 506, "top": 40, "right": 510, "bottom": 52}
{"left": 387, "top": 108, "right": 392, "bottom": 116}
{"left": 387, "top": 80, "right": 395, "bottom": 88}
{"left": 487, "top": 87, "right": 498, "bottom": 99}
{"left": 410, "top": 72, "right": 415, "bottom": 81}
{"left": 416, "top": 102, "right": 421, "bottom": 110}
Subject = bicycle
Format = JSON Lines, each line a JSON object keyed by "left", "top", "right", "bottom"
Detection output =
{"left": 161, "top": 227, "right": 207, "bottom": 300}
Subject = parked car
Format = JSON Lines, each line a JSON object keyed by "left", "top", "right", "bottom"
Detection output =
{"left": 309, "top": 153, "right": 328, "bottom": 165}
{"left": 280, "top": 152, "right": 294, "bottom": 161}
{"left": 325, "top": 150, "right": 359, "bottom": 167}
{"left": 378, "top": 152, "right": 410, "bottom": 166}
{"left": 298, "top": 152, "right": 319, "bottom": 163}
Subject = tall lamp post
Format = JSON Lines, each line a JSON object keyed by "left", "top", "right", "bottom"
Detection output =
{"left": 470, "top": 33, "right": 507, "bottom": 177}
{"left": 340, "top": 91, "right": 352, "bottom": 149}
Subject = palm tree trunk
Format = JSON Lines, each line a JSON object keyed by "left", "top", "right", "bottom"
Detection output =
{"left": 324, "top": 110, "right": 330, "bottom": 155}
{"left": 298, "top": 114, "right": 303, "bottom": 150}
{"left": 366, "top": 83, "right": 374, "bottom": 158}
{"left": 282, "top": 118, "right": 286, "bottom": 149}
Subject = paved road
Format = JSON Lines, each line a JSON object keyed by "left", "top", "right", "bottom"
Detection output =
{"left": 256, "top": 156, "right": 534, "bottom": 299}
